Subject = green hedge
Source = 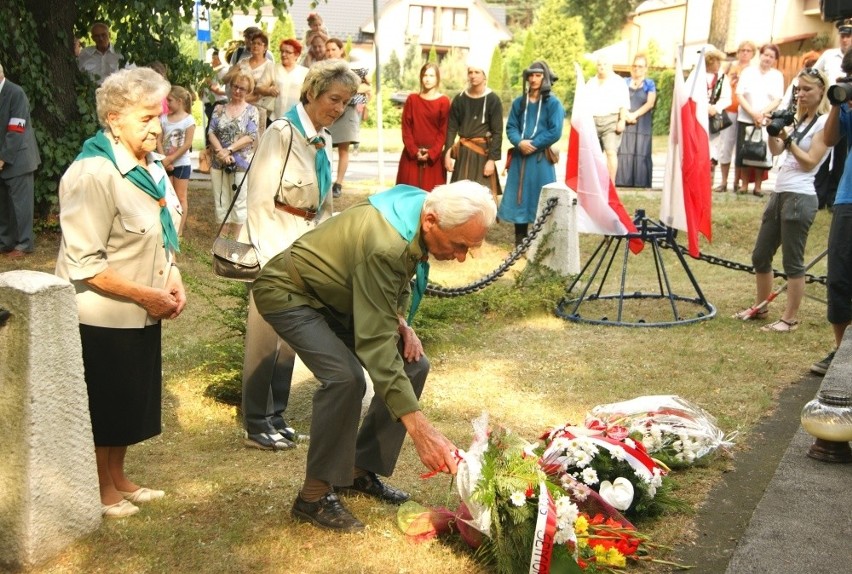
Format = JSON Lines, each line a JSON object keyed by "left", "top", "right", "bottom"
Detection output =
{"left": 650, "top": 68, "right": 675, "bottom": 137}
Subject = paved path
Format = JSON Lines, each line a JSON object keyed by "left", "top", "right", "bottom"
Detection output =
{"left": 190, "top": 149, "right": 778, "bottom": 193}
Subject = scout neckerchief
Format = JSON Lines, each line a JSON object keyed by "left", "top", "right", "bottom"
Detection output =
{"left": 368, "top": 184, "right": 429, "bottom": 324}
{"left": 284, "top": 105, "right": 331, "bottom": 206}
{"left": 77, "top": 130, "right": 180, "bottom": 253}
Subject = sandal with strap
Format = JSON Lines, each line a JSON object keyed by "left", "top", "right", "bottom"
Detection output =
{"left": 732, "top": 307, "right": 769, "bottom": 320}
{"left": 761, "top": 318, "right": 799, "bottom": 332}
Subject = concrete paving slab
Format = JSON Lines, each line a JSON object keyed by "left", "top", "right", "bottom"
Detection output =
{"left": 724, "top": 332, "right": 852, "bottom": 573}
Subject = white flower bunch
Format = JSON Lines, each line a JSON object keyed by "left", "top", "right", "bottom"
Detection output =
{"left": 542, "top": 435, "right": 600, "bottom": 472}
{"left": 553, "top": 495, "right": 579, "bottom": 544}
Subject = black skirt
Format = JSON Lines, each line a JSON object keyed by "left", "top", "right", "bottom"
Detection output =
{"left": 80, "top": 323, "right": 162, "bottom": 446}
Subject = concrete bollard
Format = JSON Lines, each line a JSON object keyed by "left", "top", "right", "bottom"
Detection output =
{"left": 0, "top": 270, "right": 101, "bottom": 570}
{"left": 526, "top": 182, "right": 581, "bottom": 275}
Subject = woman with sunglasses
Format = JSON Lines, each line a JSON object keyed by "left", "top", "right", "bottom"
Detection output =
{"left": 734, "top": 68, "right": 831, "bottom": 332}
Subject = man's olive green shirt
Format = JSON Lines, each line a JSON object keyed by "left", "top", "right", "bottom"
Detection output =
{"left": 252, "top": 200, "right": 426, "bottom": 420}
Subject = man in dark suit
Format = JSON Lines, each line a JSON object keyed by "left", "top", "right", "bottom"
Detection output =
{"left": 0, "top": 60, "right": 40, "bottom": 258}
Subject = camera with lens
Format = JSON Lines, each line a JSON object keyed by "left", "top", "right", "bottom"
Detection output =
{"left": 766, "top": 108, "right": 797, "bottom": 137}
{"left": 828, "top": 78, "right": 852, "bottom": 106}
{"left": 223, "top": 163, "right": 236, "bottom": 174}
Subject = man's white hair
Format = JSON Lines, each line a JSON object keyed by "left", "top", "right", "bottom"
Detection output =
{"left": 424, "top": 180, "right": 497, "bottom": 229}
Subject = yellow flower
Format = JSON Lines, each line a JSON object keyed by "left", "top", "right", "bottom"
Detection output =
{"left": 605, "top": 548, "right": 626, "bottom": 568}
{"left": 574, "top": 514, "right": 589, "bottom": 535}
{"left": 593, "top": 545, "right": 608, "bottom": 560}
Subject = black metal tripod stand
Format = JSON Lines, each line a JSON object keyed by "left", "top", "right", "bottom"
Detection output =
{"left": 555, "top": 210, "right": 716, "bottom": 327}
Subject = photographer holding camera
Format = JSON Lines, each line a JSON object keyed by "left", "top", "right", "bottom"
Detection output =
{"left": 812, "top": 19, "right": 852, "bottom": 209}
{"left": 734, "top": 67, "right": 831, "bottom": 332}
{"left": 811, "top": 48, "right": 852, "bottom": 374}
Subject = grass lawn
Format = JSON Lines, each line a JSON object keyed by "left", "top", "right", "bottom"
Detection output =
{"left": 2, "top": 178, "right": 832, "bottom": 573}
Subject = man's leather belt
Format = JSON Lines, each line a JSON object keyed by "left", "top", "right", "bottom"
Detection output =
{"left": 274, "top": 200, "right": 317, "bottom": 221}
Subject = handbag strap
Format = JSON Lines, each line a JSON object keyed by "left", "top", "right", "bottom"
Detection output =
{"left": 215, "top": 119, "right": 294, "bottom": 237}
{"left": 709, "top": 74, "right": 724, "bottom": 105}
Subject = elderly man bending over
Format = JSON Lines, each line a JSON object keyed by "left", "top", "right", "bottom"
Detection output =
{"left": 252, "top": 180, "right": 497, "bottom": 532}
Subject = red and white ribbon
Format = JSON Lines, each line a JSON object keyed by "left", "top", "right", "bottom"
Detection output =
{"left": 528, "top": 481, "right": 558, "bottom": 574}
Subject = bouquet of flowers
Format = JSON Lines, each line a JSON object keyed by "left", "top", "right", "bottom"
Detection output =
{"left": 538, "top": 423, "right": 679, "bottom": 520}
{"left": 586, "top": 395, "right": 734, "bottom": 469}
{"left": 398, "top": 414, "right": 687, "bottom": 573}
{"left": 572, "top": 513, "right": 689, "bottom": 572}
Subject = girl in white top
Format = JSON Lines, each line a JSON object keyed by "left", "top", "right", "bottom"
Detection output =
{"left": 159, "top": 85, "right": 196, "bottom": 236}
{"left": 734, "top": 68, "right": 831, "bottom": 332}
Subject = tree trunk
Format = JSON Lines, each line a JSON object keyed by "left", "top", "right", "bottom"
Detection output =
{"left": 23, "top": 0, "right": 80, "bottom": 138}
{"left": 708, "top": 0, "right": 731, "bottom": 53}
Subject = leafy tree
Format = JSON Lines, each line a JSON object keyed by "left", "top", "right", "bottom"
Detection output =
{"left": 0, "top": 0, "right": 295, "bottom": 217}
{"left": 527, "top": 0, "right": 587, "bottom": 106}
{"left": 268, "top": 15, "right": 295, "bottom": 56}
{"left": 384, "top": 50, "right": 403, "bottom": 90}
{"left": 563, "top": 0, "right": 641, "bottom": 52}
{"left": 428, "top": 45, "right": 438, "bottom": 64}
{"left": 401, "top": 40, "right": 423, "bottom": 90}
{"left": 217, "top": 16, "right": 234, "bottom": 51}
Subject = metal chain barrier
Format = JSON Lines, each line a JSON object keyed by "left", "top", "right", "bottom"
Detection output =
{"left": 658, "top": 241, "right": 827, "bottom": 286}
{"left": 423, "top": 195, "right": 826, "bottom": 301}
{"left": 424, "top": 196, "right": 560, "bottom": 298}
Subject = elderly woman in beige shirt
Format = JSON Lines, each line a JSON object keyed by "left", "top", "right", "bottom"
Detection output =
{"left": 239, "top": 59, "right": 359, "bottom": 451}
{"left": 55, "top": 67, "right": 184, "bottom": 519}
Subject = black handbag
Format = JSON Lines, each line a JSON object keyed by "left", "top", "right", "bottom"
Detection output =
{"left": 708, "top": 112, "right": 732, "bottom": 134}
{"left": 740, "top": 125, "right": 771, "bottom": 168}
{"left": 211, "top": 120, "right": 294, "bottom": 281}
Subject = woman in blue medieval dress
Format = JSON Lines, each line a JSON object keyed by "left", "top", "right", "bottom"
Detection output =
{"left": 498, "top": 60, "right": 564, "bottom": 247}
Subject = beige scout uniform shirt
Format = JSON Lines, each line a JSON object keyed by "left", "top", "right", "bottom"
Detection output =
{"left": 252, "top": 202, "right": 424, "bottom": 419}
{"left": 55, "top": 142, "right": 181, "bottom": 328}
{"left": 240, "top": 106, "right": 333, "bottom": 268}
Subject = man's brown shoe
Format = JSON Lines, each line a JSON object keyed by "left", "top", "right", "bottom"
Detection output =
{"left": 291, "top": 492, "right": 364, "bottom": 532}
{"left": 4, "top": 249, "right": 28, "bottom": 259}
{"left": 339, "top": 472, "right": 410, "bottom": 505}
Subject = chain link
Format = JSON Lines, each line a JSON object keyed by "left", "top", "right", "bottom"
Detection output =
{"left": 424, "top": 196, "right": 560, "bottom": 298}
{"left": 658, "top": 242, "right": 827, "bottom": 286}
{"left": 422, "top": 196, "right": 826, "bottom": 300}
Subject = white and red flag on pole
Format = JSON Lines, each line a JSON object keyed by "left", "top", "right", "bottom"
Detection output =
{"left": 566, "top": 63, "right": 643, "bottom": 253}
{"left": 660, "top": 49, "right": 712, "bottom": 257}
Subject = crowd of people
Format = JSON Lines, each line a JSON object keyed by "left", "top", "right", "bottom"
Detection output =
{"left": 6, "top": 10, "right": 852, "bottom": 533}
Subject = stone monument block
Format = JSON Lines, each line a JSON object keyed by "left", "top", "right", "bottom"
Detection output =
{"left": 527, "top": 182, "right": 581, "bottom": 275}
{"left": 0, "top": 270, "right": 101, "bottom": 570}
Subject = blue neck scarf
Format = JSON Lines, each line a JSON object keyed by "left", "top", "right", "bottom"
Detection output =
{"left": 284, "top": 106, "right": 331, "bottom": 206}
{"left": 77, "top": 130, "right": 180, "bottom": 253}
{"left": 369, "top": 185, "right": 430, "bottom": 323}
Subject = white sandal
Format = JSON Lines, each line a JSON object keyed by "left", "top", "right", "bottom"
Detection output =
{"left": 119, "top": 487, "right": 165, "bottom": 503}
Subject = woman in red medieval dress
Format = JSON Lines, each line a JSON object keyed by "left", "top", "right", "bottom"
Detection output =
{"left": 396, "top": 63, "right": 450, "bottom": 191}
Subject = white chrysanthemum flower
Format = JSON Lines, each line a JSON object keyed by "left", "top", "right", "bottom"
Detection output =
{"left": 581, "top": 467, "right": 599, "bottom": 485}
{"left": 510, "top": 491, "right": 526, "bottom": 507}
{"left": 611, "top": 447, "right": 626, "bottom": 461}
{"left": 554, "top": 527, "right": 573, "bottom": 545}
{"left": 575, "top": 450, "right": 593, "bottom": 468}
{"left": 642, "top": 436, "right": 655, "bottom": 450}
{"left": 651, "top": 467, "right": 664, "bottom": 487}
{"left": 555, "top": 496, "right": 579, "bottom": 523}
{"left": 624, "top": 437, "right": 637, "bottom": 450}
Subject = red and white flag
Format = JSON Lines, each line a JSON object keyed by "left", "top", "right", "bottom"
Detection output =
{"left": 660, "top": 50, "right": 712, "bottom": 257}
{"left": 566, "top": 64, "right": 642, "bottom": 253}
